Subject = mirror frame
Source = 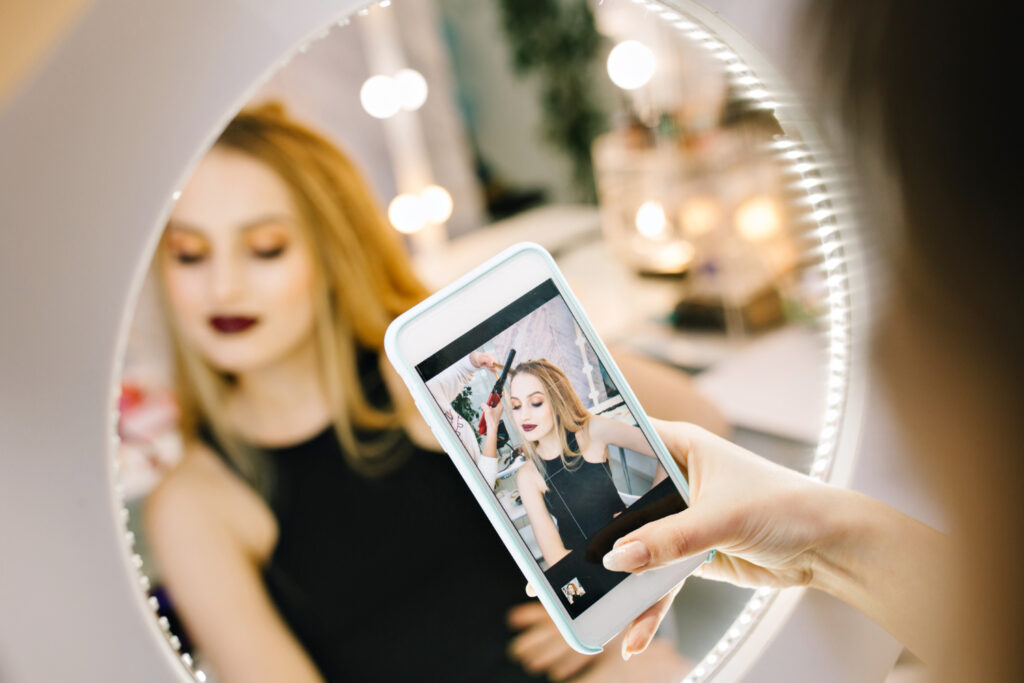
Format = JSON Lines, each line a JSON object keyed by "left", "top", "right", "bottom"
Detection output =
{"left": 0, "top": 0, "right": 903, "bottom": 680}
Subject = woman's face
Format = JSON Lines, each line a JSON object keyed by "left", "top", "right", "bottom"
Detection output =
{"left": 160, "top": 146, "right": 317, "bottom": 375}
{"left": 510, "top": 373, "right": 555, "bottom": 441}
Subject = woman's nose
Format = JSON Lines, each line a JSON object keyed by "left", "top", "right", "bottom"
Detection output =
{"left": 209, "top": 254, "right": 244, "bottom": 304}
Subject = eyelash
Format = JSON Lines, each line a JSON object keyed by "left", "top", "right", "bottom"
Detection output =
{"left": 512, "top": 400, "right": 544, "bottom": 411}
{"left": 252, "top": 245, "right": 286, "bottom": 259}
{"left": 174, "top": 252, "right": 206, "bottom": 265}
{"left": 171, "top": 245, "right": 285, "bottom": 264}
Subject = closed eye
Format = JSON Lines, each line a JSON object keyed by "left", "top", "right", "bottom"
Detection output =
{"left": 252, "top": 245, "right": 287, "bottom": 259}
{"left": 173, "top": 251, "right": 206, "bottom": 265}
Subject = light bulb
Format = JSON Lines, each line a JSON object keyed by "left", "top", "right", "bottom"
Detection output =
{"left": 735, "top": 194, "right": 781, "bottom": 241}
{"left": 635, "top": 200, "right": 667, "bottom": 238}
{"left": 607, "top": 40, "right": 656, "bottom": 90}
{"left": 420, "top": 185, "right": 453, "bottom": 223}
{"left": 388, "top": 194, "right": 427, "bottom": 234}
{"left": 679, "top": 196, "right": 720, "bottom": 236}
{"left": 360, "top": 75, "right": 400, "bottom": 119}
{"left": 395, "top": 68, "right": 428, "bottom": 111}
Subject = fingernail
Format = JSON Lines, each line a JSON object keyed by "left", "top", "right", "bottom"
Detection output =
{"left": 625, "top": 628, "right": 650, "bottom": 658}
{"left": 602, "top": 540, "right": 651, "bottom": 572}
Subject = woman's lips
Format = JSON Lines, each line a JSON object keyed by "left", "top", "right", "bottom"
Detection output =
{"left": 209, "top": 316, "right": 259, "bottom": 333}
{"left": 522, "top": 424, "right": 537, "bottom": 432}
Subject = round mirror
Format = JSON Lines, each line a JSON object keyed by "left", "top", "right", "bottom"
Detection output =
{"left": 0, "top": 1, "right": 881, "bottom": 681}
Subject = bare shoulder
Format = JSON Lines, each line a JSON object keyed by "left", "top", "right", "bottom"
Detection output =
{"left": 516, "top": 460, "right": 542, "bottom": 489}
{"left": 145, "top": 441, "right": 276, "bottom": 564}
{"left": 578, "top": 415, "right": 611, "bottom": 447}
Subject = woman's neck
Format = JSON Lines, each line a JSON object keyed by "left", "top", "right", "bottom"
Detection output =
{"left": 228, "top": 334, "right": 332, "bottom": 446}
{"left": 535, "top": 429, "right": 563, "bottom": 460}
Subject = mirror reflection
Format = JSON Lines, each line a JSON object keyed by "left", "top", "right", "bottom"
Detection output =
{"left": 116, "top": 1, "right": 827, "bottom": 679}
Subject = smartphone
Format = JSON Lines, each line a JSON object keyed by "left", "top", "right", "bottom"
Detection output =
{"left": 384, "top": 242, "right": 705, "bottom": 654}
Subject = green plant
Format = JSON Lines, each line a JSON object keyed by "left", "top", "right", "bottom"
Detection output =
{"left": 497, "top": 0, "right": 607, "bottom": 201}
{"left": 451, "top": 385, "right": 479, "bottom": 425}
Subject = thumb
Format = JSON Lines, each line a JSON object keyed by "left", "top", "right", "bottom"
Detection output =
{"left": 602, "top": 505, "right": 728, "bottom": 573}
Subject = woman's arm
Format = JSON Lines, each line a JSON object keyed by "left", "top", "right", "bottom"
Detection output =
{"left": 610, "top": 346, "right": 729, "bottom": 437}
{"left": 481, "top": 400, "right": 503, "bottom": 461}
{"left": 517, "top": 464, "right": 570, "bottom": 566}
{"left": 145, "top": 455, "right": 324, "bottom": 683}
{"left": 587, "top": 414, "right": 656, "bottom": 458}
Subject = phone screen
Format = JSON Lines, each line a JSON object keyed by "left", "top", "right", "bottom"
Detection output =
{"left": 416, "top": 279, "right": 686, "bottom": 618}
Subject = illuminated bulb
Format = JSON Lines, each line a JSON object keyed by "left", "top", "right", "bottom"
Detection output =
{"left": 388, "top": 194, "right": 427, "bottom": 234}
{"left": 419, "top": 185, "right": 453, "bottom": 223}
{"left": 635, "top": 200, "right": 667, "bottom": 238}
{"left": 360, "top": 75, "right": 400, "bottom": 119}
{"left": 395, "top": 68, "right": 428, "bottom": 111}
{"left": 735, "top": 195, "right": 780, "bottom": 241}
{"left": 607, "top": 40, "right": 656, "bottom": 90}
{"left": 679, "top": 196, "right": 720, "bottom": 236}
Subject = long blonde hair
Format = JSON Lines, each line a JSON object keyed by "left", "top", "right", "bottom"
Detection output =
{"left": 509, "top": 359, "right": 591, "bottom": 483}
{"left": 160, "top": 102, "right": 429, "bottom": 481}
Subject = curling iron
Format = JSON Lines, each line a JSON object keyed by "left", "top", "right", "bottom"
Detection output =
{"left": 478, "top": 348, "right": 516, "bottom": 435}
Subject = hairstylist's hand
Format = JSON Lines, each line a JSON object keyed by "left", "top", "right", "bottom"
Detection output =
{"left": 470, "top": 351, "right": 500, "bottom": 370}
{"left": 603, "top": 420, "right": 847, "bottom": 658}
{"left": 481, "top": 400, "right": 504, "bottom": 433}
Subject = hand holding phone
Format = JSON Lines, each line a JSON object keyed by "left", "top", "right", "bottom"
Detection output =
{"left": 385, "top": 243, "right": 707, "bottom": 654}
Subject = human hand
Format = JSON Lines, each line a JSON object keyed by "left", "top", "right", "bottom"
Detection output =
{"left": 602, "top": 420, "right": 846, "bottom": 657}
{"left": 481, "top": 400, "right": 505, "bottom": 432}
{"left": 507, "top": 598, "right": 691, "bottom": 682}
{"left": 470, "top": 351, "right": 500, "bottom": 370}
{"left": 506, "top": 602, "right": 594, "bottom": 681}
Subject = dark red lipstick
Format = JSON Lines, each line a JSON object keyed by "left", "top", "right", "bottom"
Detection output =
{"left": 209, "top": 316, "right": 258, "bottom": 333}
{"left": 522, "top": 423, "right": 537, "bottom": 432}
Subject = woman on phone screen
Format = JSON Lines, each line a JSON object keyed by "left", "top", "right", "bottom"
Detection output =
{"left": 483, "top": 359, "right": 667, "bottom": 567}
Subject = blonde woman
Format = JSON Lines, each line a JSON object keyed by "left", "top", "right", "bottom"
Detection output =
{"left": 482, "top": 359, "right": 667, "bottom": 567}
{"left": 145, "top": 103, "right": 722, "bottom": 681}
{"left": 145, "top": 104, "right": 551, "bottom": 682}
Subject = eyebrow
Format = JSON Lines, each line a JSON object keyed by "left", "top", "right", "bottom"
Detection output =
{"left": 166, "top": 214, "right": 295, "bottom": 235}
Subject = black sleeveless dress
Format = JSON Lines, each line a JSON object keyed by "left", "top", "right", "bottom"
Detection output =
{"left": 537, "top": 438, "right": 627, "bottom": 553}
{"left": 204, "top": 355, "right": 544, "bottom": 682}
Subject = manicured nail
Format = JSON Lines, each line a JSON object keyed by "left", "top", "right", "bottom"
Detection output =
{"left": 602, "top": 540, "right": 651, "bottom": 572}
{"left": 624, "top": 628, "right": 650, "bottom": 658}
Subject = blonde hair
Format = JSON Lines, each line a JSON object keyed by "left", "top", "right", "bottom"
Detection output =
{"left": 160, "top": 102, "right": 429, "bottom": 482}
{"left": 509, "top": 359, "right": 591, "bottom": 484}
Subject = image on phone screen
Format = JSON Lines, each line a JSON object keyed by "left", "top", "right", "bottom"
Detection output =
{"left": 416, "top": 279, "right": 687, "bottom": 618}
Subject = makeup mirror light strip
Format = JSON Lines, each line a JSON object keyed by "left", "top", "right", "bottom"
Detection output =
{"left": 0, "top": 0, "right": 900, "bottom": 681}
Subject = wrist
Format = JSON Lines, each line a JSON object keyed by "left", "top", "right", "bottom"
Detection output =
{"left": 808, "top": 487, "right": 887, "bottom": 601}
